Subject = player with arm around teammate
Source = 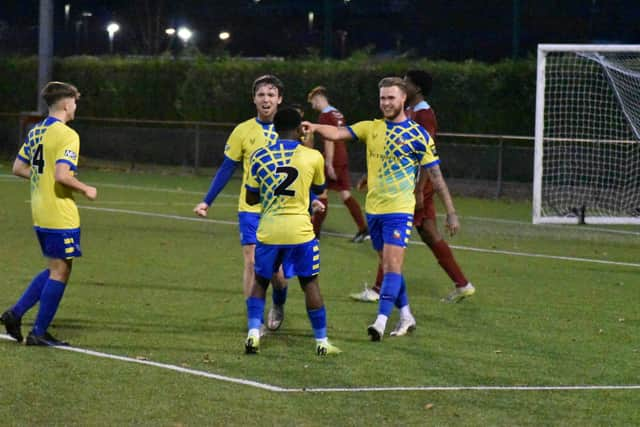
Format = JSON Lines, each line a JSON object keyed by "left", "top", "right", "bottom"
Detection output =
{"left": 1, "top": 81, "right": 97, "bottom": 346}
{"left": 303, "top": 77, "right": 459, "bottom": 340}
{"left": 193, "top": 75, "right": 289, "bottom": 332}
{"left": 244, "top": 107, "right": 340, "bottom": 355}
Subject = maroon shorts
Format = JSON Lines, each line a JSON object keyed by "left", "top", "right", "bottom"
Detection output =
{"left": 327, "top": 164, "right": 352, "bottom": 192}
{"left": 413, "top": 181, "right": 436, "bottom": 228}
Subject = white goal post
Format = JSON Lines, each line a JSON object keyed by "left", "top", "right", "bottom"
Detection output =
{"left": 533, "top": 44, "right": 640, "bottom": 224}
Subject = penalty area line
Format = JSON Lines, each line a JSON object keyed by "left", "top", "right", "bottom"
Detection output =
{"left": 1, "top": 335, "right": 639, "bottom": 393}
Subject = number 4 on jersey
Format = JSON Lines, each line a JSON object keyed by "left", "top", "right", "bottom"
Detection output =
{"left": 32, "top": 144, "right": 45, "bottom": 174}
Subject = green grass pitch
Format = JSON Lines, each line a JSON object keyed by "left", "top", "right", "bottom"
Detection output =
{"left": 1, "top": 164, "right": 638, "bottom": 426}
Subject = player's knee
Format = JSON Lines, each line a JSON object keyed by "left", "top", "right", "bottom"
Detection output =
{"left": 271, "top": 271, "right": 287, "bottom": 288}
{"left": 255, "top": 274, "right": 270, "bottom": 290}
{"left": 48, "top": 259, "right": 71, "bottom": 283}
{"left": 298, "top": 275, "right": 318, "bottom": 288}
{"left": 418, "top": 223, "right": 441, "bottom": 245}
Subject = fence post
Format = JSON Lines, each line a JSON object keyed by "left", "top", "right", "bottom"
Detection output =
{"left": 495, "top": 137, "right": 504, "bottom": 198}
{"left": 194, "top": 123, "right": 201, "bottom": 175}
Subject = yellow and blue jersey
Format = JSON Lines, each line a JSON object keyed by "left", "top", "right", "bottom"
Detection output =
{"left": 224, "top": 118, "right": 279, "bottom": 213}
{"left": 347, "top": 118, "right": 439, "bottom": 215}
{"left": 17, "top": 117, "right": 81, "bottom": 230}
{"left": 246, "top": 139, "right": 325, "bottom": 245}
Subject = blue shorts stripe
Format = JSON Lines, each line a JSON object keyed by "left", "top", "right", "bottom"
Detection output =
{"left": 34, "top": 227, "right": 82, "bottom": 259}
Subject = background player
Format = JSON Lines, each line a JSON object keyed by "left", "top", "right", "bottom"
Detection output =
{"left": 350, "top": 70, "right": 475, "bottom": 304}
{"left": 303, "top": 77, "right": 460, "bottom": 340}
{"left": 244, "top": 107, "right": 340, "bottom": 356}
{"left": 307, "top": 86, "right": 368, "bottom": 242}
{"left": 1, "top": 81, "right": 97, "bottom": 346}
{"left": 193, "top": 75, "right": 289, "bottom": 331}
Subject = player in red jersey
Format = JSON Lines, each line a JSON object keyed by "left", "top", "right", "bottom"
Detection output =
{"left": 307, "top": 86, "right": 369, "bottom": 242}
{"left": 350, "top": 70, "right": 475, "bottom": 304}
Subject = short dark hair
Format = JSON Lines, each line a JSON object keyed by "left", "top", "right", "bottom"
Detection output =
{"left": 307, "top": 85, "right": 328, "bottom": 102}
{"left": 405, "top": 70, "right": 433, "bottom": 97}
{"left": 41, "top": 81, "right": 80, "bottom": 107}
{"left": 252, "top": 75, "right": 284, "bottom": 97}
{"left": 378, "top": 77, "right": 407, "bottom": 94}
{"left": 273, "top": 107, "right": 301, "bottom": 133}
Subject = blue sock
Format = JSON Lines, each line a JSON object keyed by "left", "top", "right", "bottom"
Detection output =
{"left": 32, "top": 279, "right": 66, "bottom": 336}
{"left": 379, "top": 272, "right": 402, "bottom": 316}
{"left": 395, "top": 275, "right": 409, "bottom": 309}
{"left": 272, "top": 286, "right": 288, "bottom": 306}
{"left": 12, "top": 269, "right": 49, "bottom": 318}
{"left": 246, "top": 296, "right": 265, "bottom": 331}
{"left": 307, "top": 306, "right": 327, "bottom": 339}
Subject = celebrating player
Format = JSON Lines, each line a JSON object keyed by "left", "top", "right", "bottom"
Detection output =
{"left": 1, "top": 81, "right": 97, "bottom": 346}
{"left": 350, "top": 70, "right": 475, "bottom": 304}
{"left": 244, "top": 107, "right": 341, "bottom": 356}
{"left": 193, "top": 75, "right": 289, "bottom": 331}
{"left": 303, "top": 77, "right": 459, "bottom": 340}
{"left": 307, "top": 86, "right": 368, "bottom": 242}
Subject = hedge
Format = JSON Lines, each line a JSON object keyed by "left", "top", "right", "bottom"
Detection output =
{"left": 0, "top": 56, "right": 537, "bottom": 135}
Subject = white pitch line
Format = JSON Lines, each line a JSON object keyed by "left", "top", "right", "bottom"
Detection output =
{"left": 96, "top": 182, "right": 236, "bottom": 199}
{"left": 4, "top": 175, "right": 639, "bottom": 237}
{"left": 78, "top": 205, "right": 238, "bottom": 226}
{"left": 89, "top": 182, "right": 640, "bottom": 238}
{"left": 77, "top": 205, "right": 640, "bottom": 269}
{"left": 2, "top": 335, "right": 638, "bottom": 393}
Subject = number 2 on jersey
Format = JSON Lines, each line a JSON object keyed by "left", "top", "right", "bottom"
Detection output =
{"left": 32, "top": 144, "right": 45, "bottom": 174}
{"left": 274, "top": 166, "right": 299, "bottom": 196}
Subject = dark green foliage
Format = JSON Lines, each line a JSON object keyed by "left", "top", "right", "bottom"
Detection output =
{"left": 0, "top": 56, "right": 536, "bottom": 134}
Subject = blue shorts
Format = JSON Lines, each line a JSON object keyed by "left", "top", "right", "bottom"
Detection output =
{"left": 366, "top": 213, "right": 413, "bottom": 252}
{"left": 238, "top": 212, "right": 260, "bottom": 246}
{"left": 255, "top": 239, "right": 319, "bottom": 280}
{"left": 35, "top": 227, "right": 82, "bottom": 259}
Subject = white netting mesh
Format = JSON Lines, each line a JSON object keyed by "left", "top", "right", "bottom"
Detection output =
{"left": 540, "top": 49, "right": 640, "bottom": 222}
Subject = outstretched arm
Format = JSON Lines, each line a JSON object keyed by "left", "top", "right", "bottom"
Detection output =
{"left": 194, "top": 156, "right": 239, "bottom": 217}
{"left": 301, "top": 121, "right": 354, "bottom": 142}
{"left": 424, "top": 164, "right": 459, "bottom": 236}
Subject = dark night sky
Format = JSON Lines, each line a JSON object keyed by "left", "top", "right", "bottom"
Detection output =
{"left": 1, "top": 0, "right": 639, "bottom": 60}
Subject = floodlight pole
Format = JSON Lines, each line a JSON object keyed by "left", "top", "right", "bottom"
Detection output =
{"left": 38, "top": 0, "right": 54, "bottom": 114}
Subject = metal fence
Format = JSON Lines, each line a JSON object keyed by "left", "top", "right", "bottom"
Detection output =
{"left": 0, "top": 113, "right": 534, "bottom": 198}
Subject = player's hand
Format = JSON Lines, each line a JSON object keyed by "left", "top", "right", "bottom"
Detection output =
{"left": 356, "top": 175, "right": 368, "bottom": 192}
{"left": 311, "top": 199, "right": 326, "bottom": 214}
{"left": 194, "top": 202, "right": 209, "bottom": 217}
{"left": 326, "top": 164, "right": 338, "bottom": 181}
{"left": 445, "top": 212, "right": 460, "bottom": 236}
{"left": 84, "top": 186, "right": 97, "bottom": 201}
{"left": 301, "top": 121, "right": 315, "bottom": 137}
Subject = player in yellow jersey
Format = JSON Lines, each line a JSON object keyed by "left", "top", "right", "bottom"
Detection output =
{"left": 303, "top": 77, "right": 459, "bottom": 341}
{"left": 1, "top": 82, "right": 97, "bottom": 346}
{"left": 244, "top": 107, "right": 340, "bottom": 355}
{"left": 193, "top": 75, "right": 289, "bottom": 332}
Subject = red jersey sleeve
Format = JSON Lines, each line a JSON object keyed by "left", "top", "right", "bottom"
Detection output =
{"left": 412, "top": 108, "right": 438, "bottom": 139}
{"left": 318, "top": 109, "right": 349, "bottom": 166}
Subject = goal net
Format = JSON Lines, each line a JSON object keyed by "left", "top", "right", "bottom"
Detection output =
{"left": 533, "top": 44, "right": 640, "bottom": 224}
